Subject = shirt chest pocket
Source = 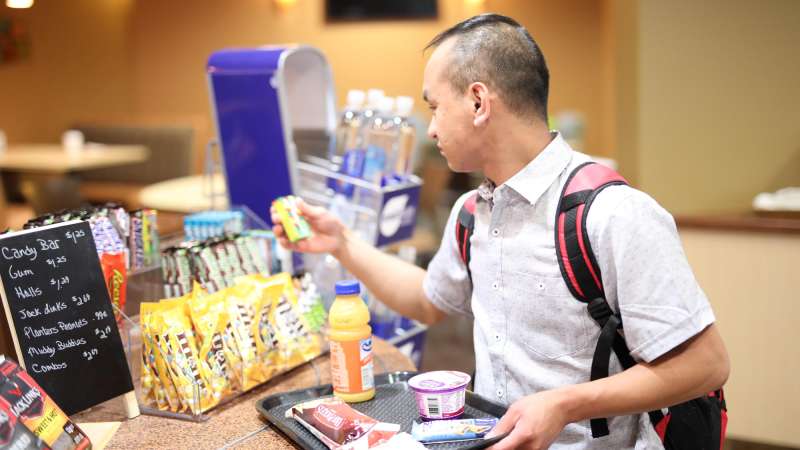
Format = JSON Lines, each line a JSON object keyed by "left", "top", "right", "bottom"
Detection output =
{"left": 506, "top": 271, "right": 593, "bottom": 360}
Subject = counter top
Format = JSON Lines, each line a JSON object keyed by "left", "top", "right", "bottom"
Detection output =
{"left": 73, "top": 338, "right": 415, "bottom": 449}
{"left": 675, "top": 212, "right": 800, "bottom": 234}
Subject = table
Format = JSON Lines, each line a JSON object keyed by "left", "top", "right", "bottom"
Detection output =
{"left": 0, "top": 144, "right": 149, "bottom": 214}
{"left": 0, "top": 144, "right": 148, "bottom": 174}
{"left": 138, "top": 173, "right": 228, "bottom": 213}
{"left": 72, "top": 338, "right": 415, "bottom": 449}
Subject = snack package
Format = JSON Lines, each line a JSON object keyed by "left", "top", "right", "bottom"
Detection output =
{"left": 286, "top": 397, "right": 399, "bottom": 450}
{"left": 187, "top": 290, "right": 241, "bottom": 395}
{"left": 236, "top": 274, "right": 319, "bottom": 369}
{"left": 241, "top": 231, "right": 274, "bottom": 274}
{"left": 100, "top": 252, "right": 127, "bottom": 322}
{"left": 139, "top": 304, "right": 158, "bottom": 409}
{"left": 129, "top": 210, "right": 145, "bottom": 270}
{"left": 223, "top": 285, "right": 265, "bottom": 390}
{"left": 411, "top": 418, "right": 498, "bottom": 443}
{"left": 140, "top": 303, "right": 183, "bottom": 412}
{"left": 0, "top": 396, "right": 48, "bottom": 450}
{"left": 142, "top": 209, "right": 160, "bottom": 267}
{"left": 235, "top": 277, "right": 282, "bottom": 380}
{"left": 272, "top": 196, "right": 312, "bottom": 242}
{"left": 293, "top": 273, "right": 327, "bottom": 333}
{"left": 158, "top": 301, "right": 219, "bottom": 414}
{"left": 260, "top": 273, "right": 321, "bottom": 367}
{"left": 0, "top": 356, "right": 92, "bottom": 450}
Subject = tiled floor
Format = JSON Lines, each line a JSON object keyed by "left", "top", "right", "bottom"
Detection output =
{"left": 419, "top": 315, "right": 795, "bottom": 450}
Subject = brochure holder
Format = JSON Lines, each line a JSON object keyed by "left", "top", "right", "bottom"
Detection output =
{"left": 207, "top": 45, "right": 337, "bottom": 226}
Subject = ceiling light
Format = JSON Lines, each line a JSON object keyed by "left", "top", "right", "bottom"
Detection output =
{"left": 6, "top": 0, "right": 34, "bottom": 8}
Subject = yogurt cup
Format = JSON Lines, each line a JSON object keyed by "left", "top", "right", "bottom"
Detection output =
{"left": 408, "top": 371, "right": 471, "bottom": 420}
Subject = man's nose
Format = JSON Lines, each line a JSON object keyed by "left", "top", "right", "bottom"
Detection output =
{"left": 427, "top": 120, "right": 437, "bottom": 140}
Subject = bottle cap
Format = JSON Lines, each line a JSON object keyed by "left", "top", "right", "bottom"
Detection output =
{"left": 366, "top": 89, "right": 385, "bottom": 108}
{"left": 346, "top": 89, "right": 365, "bottom": 108}
{"left": 335, "top": 280, "right": 361, "bottom": 295}
{"left": 395, "top": 96, "right": 414, "bottom": 116}
{"left": 378, "top": 96, "right": 395, "bottom": 113}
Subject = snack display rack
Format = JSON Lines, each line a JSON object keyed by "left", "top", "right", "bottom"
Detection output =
{"left": 114, "top": 203, "right": 327, "bottom": 422}
{"left": 118, "top": 305, "right": 328, "bottom": 423}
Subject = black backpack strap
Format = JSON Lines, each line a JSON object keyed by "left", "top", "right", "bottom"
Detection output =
{"left": 555, "top": 162, "right": 629, "bottom": 438}
{"left": 455, "top": 193, "right": 478, "bottom": 279}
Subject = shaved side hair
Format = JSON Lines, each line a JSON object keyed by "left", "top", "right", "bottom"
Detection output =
{"left": 426, "top": 14, "right": 550, "bottom": 121}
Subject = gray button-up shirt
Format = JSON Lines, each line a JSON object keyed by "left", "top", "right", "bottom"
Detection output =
{"left": 423, "top": 133, "right": 715, "bottom": 449}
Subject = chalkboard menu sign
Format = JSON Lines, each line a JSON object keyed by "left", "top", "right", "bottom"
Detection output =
{"left": 0, "top": 220, "right": 134, "bottom": 415}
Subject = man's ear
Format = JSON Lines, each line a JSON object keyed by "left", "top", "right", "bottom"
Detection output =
{"left": 470, "top": 82, "right": 490, "bottom": 127}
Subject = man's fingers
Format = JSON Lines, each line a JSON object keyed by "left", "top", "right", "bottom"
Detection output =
{"left": 296, "top": 198, "right": 324, "bottom": 220}
{"left": 488, "top": 426, "right": 527, "bottom": 450}
{"left": 487, "top": 409, "right": 518, "bottom": 439}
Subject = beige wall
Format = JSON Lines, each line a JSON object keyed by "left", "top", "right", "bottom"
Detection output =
{"left": 0, "top": 0, "right": 134, "bottom": 143}
{"left": 126, "top": 0, "right": 613, "bottom": 158}
{"left": 634, "top": 0, "right": 800, "bottom": 214}
{"left": 0, "top": 0, "right": 613, "bottom": 172}
{"left": 681, "top": 228, "right": 800, "bottom": 447}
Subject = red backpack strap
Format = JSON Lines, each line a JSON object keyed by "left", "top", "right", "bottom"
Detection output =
{"left": 555, "top": 162, "right": 628, "bottom": 303}
{"left": 555, "top": 162, "right": 630, "bottom": 438}
{"left": 455, "top": 193, "right": 478, "bottom": 277}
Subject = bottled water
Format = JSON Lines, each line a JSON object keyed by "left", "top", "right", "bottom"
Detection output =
{"left": 331, "top": 89, "right": 365, "bottom": 169}
{"left": 392, "top": 96, "right": 417, "bottom": 177}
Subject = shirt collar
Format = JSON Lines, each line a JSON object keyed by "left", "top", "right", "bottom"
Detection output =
{"left": 478, "top": 132, "right": 572, "bottom": 206}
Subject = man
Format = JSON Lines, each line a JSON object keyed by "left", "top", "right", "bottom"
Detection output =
{"left": 271, "top": 14, "right": 729, "bottom": 450}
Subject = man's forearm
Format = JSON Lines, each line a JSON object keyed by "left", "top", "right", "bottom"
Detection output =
{"left": 332, "top": 229, "right": 446, "bottom": 325}
{"left": 558, "top": 324, "right": 729, "bottom": 423}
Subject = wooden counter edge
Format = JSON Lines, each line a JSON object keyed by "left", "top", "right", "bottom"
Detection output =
{"left": 675, "top": 213, "right": 800, "bottom": 235}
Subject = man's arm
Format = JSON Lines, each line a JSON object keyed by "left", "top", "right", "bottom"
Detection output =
{"left": 271, "top": 199, "right": 447, "bottom": 325}
{"left": 489, "top": 323, "right": 730, "bottom": 450}
{"left": 332, "top": 228, "right": 447, "bottom": 325}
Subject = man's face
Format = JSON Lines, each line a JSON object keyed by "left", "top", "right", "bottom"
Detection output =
{"left": 423, "top": 40, "right": 483, "bottom": 173}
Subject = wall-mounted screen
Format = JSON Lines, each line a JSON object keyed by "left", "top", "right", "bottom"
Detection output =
{"left": 326, "top": 0, "right": 438, "bottom": 21}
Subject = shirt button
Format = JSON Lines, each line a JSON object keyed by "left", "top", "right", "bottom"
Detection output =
{"left": 491, "top": 228, "right": 500, "bottom": 237}
{"left": 494, "top": 334, "right": 501, "bottom": 342}
{"left": 496, "top": 389, "right": 504, "bottom": 398}
{"left": 492, "top": 281, "right": 499, "bottom": 290}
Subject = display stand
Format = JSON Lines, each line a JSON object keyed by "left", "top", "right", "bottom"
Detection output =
{"left": 115, "top": 296, "right": 327, "bottom": 423}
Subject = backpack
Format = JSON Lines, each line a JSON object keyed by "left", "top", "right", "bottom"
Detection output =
{"left": 455, "top": 161, "right": 728, "bottom": 450}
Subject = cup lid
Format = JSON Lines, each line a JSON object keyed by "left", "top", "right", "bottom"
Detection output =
{"left": 409, "top": 371, "right": 471, "bottom": 392}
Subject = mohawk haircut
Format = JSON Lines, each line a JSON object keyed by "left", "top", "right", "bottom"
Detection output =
{"left": 425, "top": 14, "right": 550, "bottom": 121}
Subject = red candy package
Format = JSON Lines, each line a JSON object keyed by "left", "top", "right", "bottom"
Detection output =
{"left": 100, "top": 252, "right": 127, "bottom": 322}
{"left": 286, "top": 397, "right": 399, "bottom": 450}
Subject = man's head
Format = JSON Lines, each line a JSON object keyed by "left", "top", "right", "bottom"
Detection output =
{"left": 423, "top": 14, "right": 549, "bottom": 172}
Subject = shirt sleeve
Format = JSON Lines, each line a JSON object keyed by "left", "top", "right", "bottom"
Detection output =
{"left": 588, "top": 186, "right": 716, "bottom": 363}
{"left": 422, "top": 191, "right": 475, "bottom": 317}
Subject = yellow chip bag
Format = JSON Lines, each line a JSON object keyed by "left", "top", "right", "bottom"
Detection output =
{"left": 260, "top": 273, "right": 322, "bottom": 368}
{"left": 236, "top": 274, "right": 284, "bottom": 380}
{"left": 159, "top": 301, "right": 219, "bottom": 413}
{"left": 139, "top": 303, "right": 159, "bottom": 408}
{"left": 141, "top": 302, "right": 184, "bottom": 412}
{"left": 224, "top": 283, "right": 266, "bottom": 390}
{"left": 188, "top": 289, "right": 241, "bottom": 395}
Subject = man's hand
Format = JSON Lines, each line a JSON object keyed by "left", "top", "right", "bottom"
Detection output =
{"left": 487, "top": 389, "right": 570, "bottom": 450}
{"left": 270, "top": 198, "right": 346, "bottom": 255}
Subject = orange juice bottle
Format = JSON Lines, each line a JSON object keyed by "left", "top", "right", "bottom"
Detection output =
{"left": 328, "top": 280, "right": 375, "bottom": 402}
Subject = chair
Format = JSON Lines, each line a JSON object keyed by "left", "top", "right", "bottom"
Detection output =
{"left": 72, "top": 124, "right": 194, "bottom": 208}
{"left": 0, "top": 174, "right": 35, "bottom": 230}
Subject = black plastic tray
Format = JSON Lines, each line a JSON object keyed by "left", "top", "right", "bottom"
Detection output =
{"left": 256, "top": 371, "right": 509, "bottom": 450}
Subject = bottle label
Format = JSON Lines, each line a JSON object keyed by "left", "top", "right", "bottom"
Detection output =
{"left": 330, "top": 337, "right": 373, "bottom": 393}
